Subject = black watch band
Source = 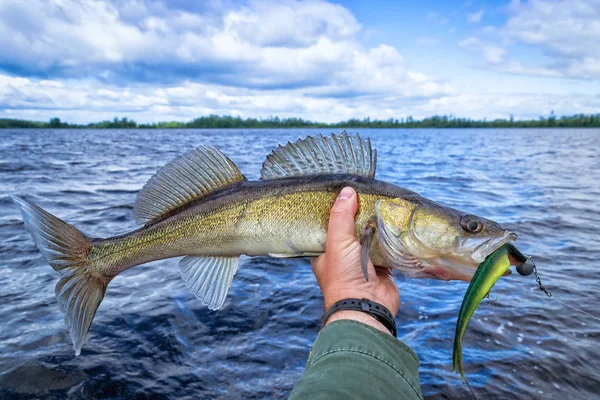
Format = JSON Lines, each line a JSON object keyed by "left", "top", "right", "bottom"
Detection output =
{"left": 322, "top": 298, "right": 397, "bottom": 337}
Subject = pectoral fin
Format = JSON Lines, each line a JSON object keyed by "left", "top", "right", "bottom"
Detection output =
{"left": 359, "top": 217, "right": 377, "bottom": 281}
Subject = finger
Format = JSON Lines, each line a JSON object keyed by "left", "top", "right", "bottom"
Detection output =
{"left": 309, "top": 257, "right": 322, "bottom": 283}
{"left": 326, "top": 187, "right": 358, "bottom": 249}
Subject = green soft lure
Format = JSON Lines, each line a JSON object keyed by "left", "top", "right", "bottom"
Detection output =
{"left": 452, "top": 244, "right": 513, "bottom": 382}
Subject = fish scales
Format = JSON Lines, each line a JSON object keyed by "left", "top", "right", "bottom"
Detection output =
{"left": 90, "top": 175, "right": 412, "bottom": 277}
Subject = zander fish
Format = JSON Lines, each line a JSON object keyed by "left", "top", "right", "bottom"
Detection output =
{"left": 13, "top": 132, "right": 526, "bottom": 356}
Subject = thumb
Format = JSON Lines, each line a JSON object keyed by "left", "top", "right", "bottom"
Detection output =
{"left": 326, "top": 187, "right": 358, "bottom": 249}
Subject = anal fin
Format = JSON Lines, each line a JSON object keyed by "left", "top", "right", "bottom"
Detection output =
{"left": 179, "top": 256, "right": 240, "bottom": 310}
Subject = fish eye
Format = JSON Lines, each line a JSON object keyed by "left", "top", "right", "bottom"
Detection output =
{"left": 461, "top": 215, "right": 483, "bottom": 233}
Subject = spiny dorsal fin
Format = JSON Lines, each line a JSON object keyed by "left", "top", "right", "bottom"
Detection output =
{"left": 134, "top": 146, "right": 245, "bottom": 224}
{"left": 260, "top": 132, "right": 377, "bottom": 180}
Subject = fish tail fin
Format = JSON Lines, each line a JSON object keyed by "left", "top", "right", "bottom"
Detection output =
{"left": 12, "top": 196, "right": 110, "bottom": 355}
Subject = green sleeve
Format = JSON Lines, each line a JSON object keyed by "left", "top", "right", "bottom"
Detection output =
{"left": 289, "top": 320, "right": 423, "bottom": 400}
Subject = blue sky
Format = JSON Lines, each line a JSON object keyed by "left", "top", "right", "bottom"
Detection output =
{"left": 0, "top": 0, "right": 598, "bottom": 123}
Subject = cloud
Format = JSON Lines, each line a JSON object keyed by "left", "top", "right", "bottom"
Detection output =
{"left": 226, "top": 1, "right": 360, "bottom": 47}
{"left": 0, "top": 0, "right": 451, "bottom": 98}
{"left": 423, "top": 91, "right": 600, "bottom": 120}
{"left": 481, "top": 46, "right": 506, "bottom": 64}
{"left": 461, "top": 0, "right": 600, "bottom": 80}
{"left": 1, "top": 72, "right": 596, "bottom": 125}
{"left": 0, "top": 72, "right": 447, "bottom": 123}
{"left": 0, "top": 0, "right": 361, "bottom": 86}
{"left": 504, "top": 0, "right": 600, "bottom": 79}
{"left": 459, "top": 37, "right": 506, "bottom": 64}
{"left": 495, "top": 61, "right": 562, "bottom": 78}
{"left": 467, "top": 9, "right": 484, "bottom": 23}
{"left": 0, "top": 0, "right": 456, "bottom": 122}
{"left": 1, "top": 0, "right": 596, "bottom": 124}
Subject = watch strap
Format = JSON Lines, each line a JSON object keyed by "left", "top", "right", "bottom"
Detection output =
{"left": 322, "top": 298, "right": 397, "bottom": 337}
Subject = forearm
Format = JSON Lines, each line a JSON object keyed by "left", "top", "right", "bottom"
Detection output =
{"left": 325, "top": 310, "right": 392, "bottom": 335}
{"left": 289, "top": 320, "right": 423, "bottom": 400}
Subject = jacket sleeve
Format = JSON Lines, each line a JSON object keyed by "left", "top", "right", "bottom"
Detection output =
{"left": 289, "top": 320, "right": 423, "bottom": 400}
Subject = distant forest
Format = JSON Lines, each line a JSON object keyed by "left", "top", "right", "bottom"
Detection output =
{"left": 1, "top": 113, "right": 600, "bottom": 129}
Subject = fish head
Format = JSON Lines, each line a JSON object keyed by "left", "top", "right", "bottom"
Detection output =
{"left": 375, "top": 197, "right": 517, "bottom": 281}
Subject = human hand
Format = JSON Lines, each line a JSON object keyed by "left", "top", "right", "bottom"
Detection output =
{"left": 311, "top": 187, "right": 400, "bottom": 333}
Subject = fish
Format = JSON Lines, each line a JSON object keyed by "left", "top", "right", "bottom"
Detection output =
{"left": 12, "top": 132, "right": 525, "bottom": 356}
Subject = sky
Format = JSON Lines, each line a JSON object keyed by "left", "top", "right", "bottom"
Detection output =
{"left": 0, "top": 0, "right": 599, "bottom": 123}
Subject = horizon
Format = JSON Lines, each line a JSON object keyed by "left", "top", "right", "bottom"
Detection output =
{"left": 3, "top": 112, "right": 599, "bottom": 129}
{"left": 1, "top": 0, "right": 599, "bottom": 123}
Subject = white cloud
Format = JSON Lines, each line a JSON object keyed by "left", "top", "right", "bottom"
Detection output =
{"left": 0, "top": 0, "right": 457, "bottom": 121}
{"left": 0, "top": 0, "right": 448, "bottom": 96}
{"left": 0, "top": 0, "right": 597, "bottom": 123}
{"left": 459, "top": 37, "right": 506, "bottom": 64}
{"left": 1, "top": 72, "right": 596, "bottom": 124}
{"left": 0, "top": 72, "right": 431, "bottom": 123}
{"left": 504, "top": 0, "right": 600, "bottom": 79}
{"left": 226, "top": 1, "right": 360, "bottom": 47}
{"left": 424, "top": 91, "right": 600, "bottom": 120}
{"left": 459, "top": 37, "right": 483, "bottom": 49}
{"left": 495, "top": 61, "right": 562, "bottom": 78}
{"left": 467, "top": 9, "right": 484, "bottom": 23}
{"left": 481, "top": 46, "right": 506, "bottom": 64}
{"left": 461, "top": 0, "right": 600, "bottom": 80}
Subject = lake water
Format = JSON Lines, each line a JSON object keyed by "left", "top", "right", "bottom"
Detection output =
{"left": 0, "top": 128, "right": 599, "bottom": 399}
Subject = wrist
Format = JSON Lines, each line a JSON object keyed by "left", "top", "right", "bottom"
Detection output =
{"left": 324, "top": 310, "right": 392, "bottom": 336}
{"left": 323, "top": 289, "right": 397, "bottom": 317}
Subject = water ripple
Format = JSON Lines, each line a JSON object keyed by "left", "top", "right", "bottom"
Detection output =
{"left": 0, "top": 128, "right": 599, "bottom": 399}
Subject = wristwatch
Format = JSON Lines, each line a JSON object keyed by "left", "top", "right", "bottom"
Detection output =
{"left": 322, "top": 298, "right": 397, "bottom": 337}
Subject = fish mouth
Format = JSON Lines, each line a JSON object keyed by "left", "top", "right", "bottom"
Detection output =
{"left": 471, "top": 231, "right": 517, "bottom": 263}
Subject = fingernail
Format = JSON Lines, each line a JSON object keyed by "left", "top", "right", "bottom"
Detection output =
{"left": 338, "top": 187, "right": 353, "bottom": 200}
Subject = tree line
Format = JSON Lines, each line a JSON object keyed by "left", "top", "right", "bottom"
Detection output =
{"left": 1, "top": 113, "right": 599, "bottom": 129}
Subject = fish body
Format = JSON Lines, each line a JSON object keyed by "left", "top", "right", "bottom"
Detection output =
{"left": 89, "top": 175, "right": 410, "bottom": 275}
{"left": 12, "top": 132, "right": 520, "bottom": 358}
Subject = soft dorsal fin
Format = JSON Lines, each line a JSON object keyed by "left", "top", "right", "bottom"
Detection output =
{"left": 134, "top": 146, "right": 246, "bottom": 224}
{"left": 260, "top": 132, "right": 377, "bottom": 180}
